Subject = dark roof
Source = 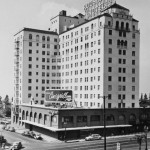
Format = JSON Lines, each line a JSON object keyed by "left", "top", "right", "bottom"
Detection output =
{"left": 60, "top": 13, "right": 112, "bottom": 35}
{"left": 14, "top": 28, "right": 58, "bottom": 36}
{"left": 132, "top": 18, "right": 139, "bottom": 22}
{"left": 106, "top": 2, "right": 129, "bottom": 11}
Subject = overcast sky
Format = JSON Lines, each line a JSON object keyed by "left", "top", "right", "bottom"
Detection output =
{"left": 0, "top": 0, "right": 149, "bottom": 98}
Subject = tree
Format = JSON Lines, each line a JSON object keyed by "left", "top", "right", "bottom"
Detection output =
{"left": 134, "top": 134, "right": 145, "bottom": 150}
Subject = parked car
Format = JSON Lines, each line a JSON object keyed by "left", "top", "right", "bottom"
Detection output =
{"left": 9, "top": 141, "right": 22, "bottom": 150}
{"left": 29, "top": 131, "right": 36, "bottom": 138}
{"left": 9, "top": 127, "right": 15, "bottom": 132}
{"left": 85, "top": 134, "right": 102, "bottom": 141}
{"left": 5, "top": 126, "right": 10, "bottom": 131}
{"left": 21, "top": 130, "right": 30, "bottom": 137}
{"left": 34, "top": 134, "right": 43, "bottom": 140}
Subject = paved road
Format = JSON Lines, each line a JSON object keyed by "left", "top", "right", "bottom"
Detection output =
{"left": 0, "top": 125, "right": 150, "bottom": 150}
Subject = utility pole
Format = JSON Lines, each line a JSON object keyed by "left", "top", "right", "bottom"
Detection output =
{"left": 100, "top": 96, "right": 108, "bottom": 150}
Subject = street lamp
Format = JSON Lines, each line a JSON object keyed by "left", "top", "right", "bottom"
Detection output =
{"left": 144, "top": 126, "right": 149, "bottom": 150}
{"left": 100, "top": 96, "right": 108, "bottom": 150}
{"left": 64, "top": 122, "right": 67, "bottom": 142}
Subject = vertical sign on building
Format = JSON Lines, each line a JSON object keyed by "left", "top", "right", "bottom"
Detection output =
{"left": 84, "top": 0, "right": 115, "bottom": 20}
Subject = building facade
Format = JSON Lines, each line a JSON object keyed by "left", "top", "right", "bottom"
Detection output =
{"left": 13, "top": 28, "right": 60, "bottom": 106}
{"left": 12, "top": 2, "right": 141, "bottom": 140}
{"left": 58, "top": 3, "right": 140, "bottom": 108}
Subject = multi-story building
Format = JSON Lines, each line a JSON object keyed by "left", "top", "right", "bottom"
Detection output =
{"left": 12, "top": 2, "right": 141, "bottom": 139}
{"left": 58, "top": 3, "right": 140, "bottom": 108}
{"left": 13, "top": 28, "right": 60, "bottom": 106}
{"left": 50, "top": 10, "right": 86, "bottom": 34}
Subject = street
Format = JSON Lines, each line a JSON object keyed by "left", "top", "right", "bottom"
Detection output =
{"left": 0, "top": 127, "right": 150, "bottom": 150}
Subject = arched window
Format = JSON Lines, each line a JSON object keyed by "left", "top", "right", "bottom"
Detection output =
{"left": 126, "top": 23, "right": 129, "bottom": 30}
{"left": 121, "top": 40, "right": 124, "bottom": 46}
{"left": 124, "top": 40, "right": 127, "bottom": 46}
{"left": 30, "top": 112, "right": 32, "bottom": 121}
{"left": 129, "top": 114, "right": 136, "bottom": 121}
{"left": 47, "top": 36, "right": 50, "bottom": 41}
{"left": 44, "top": 114, "right": 47, "bottom": 125}
{"left": 34, "top": 112, "right": 37, "bottom": 122}
{"left": 29, "top": 34, "right": 32, "bottom": 40}
{"left": 26, "top": 111, "right": 29, "bottom": 120}
{"left": 91, "top": 24, "right": 94, "bottom": 30}
{"left": 39, "top": 113, "right": 42, "bottom": 123}
{"left": 106, "top": 115, "right": 115, "bottom": 121}
{"left": 36, "top": 35, "right": 39, "bottom": 41}
{"left": 22, "top": 110, "right": 25, "bottom": 120}
{"left": 116, "top": 21, "right": 119, "bottom": 29}
{"left": 119, "top": 114, "right": 126, "bottom": 121}
{"left": 121, "top": 22, "right": 124, "bottom": 29}
{"left": 42, "top": 36, "right": 45, "bottom": 41}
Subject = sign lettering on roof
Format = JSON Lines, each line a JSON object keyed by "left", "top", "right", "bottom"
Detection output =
{"left": 84, "top": 0, "right": 115, "bottom": 20}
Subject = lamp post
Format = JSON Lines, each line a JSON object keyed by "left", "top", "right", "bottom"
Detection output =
{"left": 144, "top": 126, "right": 149, "bottom": 150}
{"left": 64, "top": 122, "right": 67, "bottom": 142}
{"left": 100, "top": 96, "right": 108, "bottom": 150}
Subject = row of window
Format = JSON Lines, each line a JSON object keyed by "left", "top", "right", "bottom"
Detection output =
{"left": 29, "top": 42, "right": 58, "bottom": 49}
{"left": 29, "top": 34, "right": 58, "bottom": 42}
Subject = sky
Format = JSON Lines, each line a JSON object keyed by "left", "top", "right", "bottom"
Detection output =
{"left": 0, "top": 0, "right": 149, "bottom": 99}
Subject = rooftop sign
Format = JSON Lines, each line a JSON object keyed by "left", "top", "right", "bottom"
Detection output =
{"left": 84, "top": 0, "right": 115, "bottom": 20}
{"left": 45, "top": 90, "right": 73, "bottom": 108}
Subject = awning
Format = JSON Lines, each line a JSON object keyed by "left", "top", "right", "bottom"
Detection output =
{"left": 21, "top": 120, "right": 132, "bottom": 132}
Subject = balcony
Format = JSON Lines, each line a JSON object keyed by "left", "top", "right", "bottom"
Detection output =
{"left": 14, "top": 51, "right": 19, "bottom": 56}
{"left": 115, "top": 27, "right": 130, "bottom": 32}
{"left": 117, "top": 45, "right": 127, "bottom": 49}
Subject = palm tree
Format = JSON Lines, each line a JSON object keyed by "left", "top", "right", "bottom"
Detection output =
{"left": 134, "top": 134, "right": 145, "bottom": 150}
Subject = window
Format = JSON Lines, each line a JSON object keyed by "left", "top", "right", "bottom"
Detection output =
{"left": 132, "top": 60, "right": 135, "bottom": 65}
{"left": 77, "top": 116, "right": 87, "bottom": 122}
{"left": 132, "top": 42, "right": 135, "bottom": 47}
{"left": 28, "top": 86, "right": 31, "bottom": 90}
{"left": 42, "top": 36, "right": 45, "bottom": 41}
{"left": 29, "top": 34, "right": 32, "bottom": 40}
{"left": 29, "top": 57, "right": 32, "bottom": 61}
{"left": 28, "top": 72, "right": 32, "bottom": 76}
{"left": 132, "top": 86, "right": 135, "bottom": 91}
{"left": 132, "top": 77, "right": 135, "bottom": 82}
{"left": 132, "top": 33, "right": 135, "bottom": 39}
{"left": 90, "top": 115, "right": 100, "bottom": 121}
{"left": 132, "top": 95, "right": 135, "bottom": 100}
{"left": 132, "top": 68, "right": 135, "bottom": 74}
{"left": 108, "top": 103, "right": 111, "bottom": 108}
{"left": 54, "top": 45, "right": 57, "bottom": 49}
{"left": 29, "top": 49, "right": 32, "bottom": 54}
{"left": 108, "top": 67, "right": 112, "bottom": 72}
{"left": 28, "top": 79, "right": 32, "bottom": 83}
{"left": 123, "top": 50, "right": 126, "bottom": 55}
{"left": 132, "top": 51, "right": 135, "bottom": 56}
{"left": 42, "top": 44, "right": 45, "bottom": 48}
{"left": 109, "top": 39, "right": 112, "bottom": 45}
{"left": 108, "top": 94, "right": 111, "bottom": 100}
{"left": 108, "top": 76, "right": 112, "bottom": 81}
{"left": 109, "top": 30, "right": 112, "bottom": 35}
{"left": 29, "top": 42, "right": 32, "bottom": 46}
{"left": 132, "top": 103, "right": 135, "bottom": 108}
{"left": 119, "top": 50, "right": 122, "bottom": 55}
{"left": 47, "top": 36, "right": 50, "bottom": 41}
{"left": 108, "top": 48, "right": 112, "bottom": 54}
{"left": 108, "top": 58, "right": 112, "bottom": 63}
{"left": 108, "top": 85, "right": 112, "bottom": 91}
{"left": 29, "top": 64, "right": 32, "bottom": 68}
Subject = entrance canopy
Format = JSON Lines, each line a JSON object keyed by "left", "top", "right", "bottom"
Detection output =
{"left": 21, "top": 120, "right": 132, "bottom": 132}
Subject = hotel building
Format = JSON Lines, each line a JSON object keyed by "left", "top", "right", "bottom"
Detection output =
{"left": 51, "top": 3, "right": 140, "bottom": 108}
{"left": 13, "top": 28, "right": 60, "bottom": 106}
{"left": 12, "top": 2, "right": 141, "bottom": 140}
